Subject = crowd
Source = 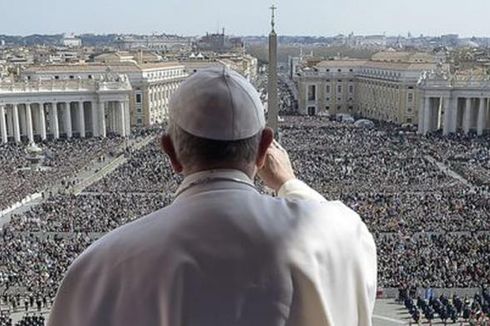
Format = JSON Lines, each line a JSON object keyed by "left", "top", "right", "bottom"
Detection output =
{"left": 0, "top": 314, "right": 45, "bottom": 326}
{"left": 403, "top": 289, "right": 490, "bottom": 323}
{"left": 0, "top": 113, "right": 488, "bottom": 321}
{"left": 85, "top": 141, "right": 181, "bottom": 194}
{"left": 0, "top": 137, "right": 125, "bottom": 211}
{"left": 378, "top": 233, "right": 489, "bottom": 288}
{"left": 7, "top": 193, "right": 172, "bottom": 233}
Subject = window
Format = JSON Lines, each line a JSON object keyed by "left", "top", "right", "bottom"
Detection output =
{"left": 337, "top": 85, "right": 342, "bottom": 93}
{"left": 408, "top": 93, "right": 413, "bottom": 102}
{"left": 88, "top": 75, "right": 93, "bottom": 79}
{"left": 54, "top": 76, "right": 59, "bottom": 80}
{"left": 337, "top": 97, "right": 341, "bottom": 102}
{"left": 325, "top": 106, "right": 330, "bottom": 111}
{"left": 69, "top": 75, "right": 74, "bottom": 79}
{"left": 349, "top": 69, "right": 353, "bottom": 72}
{"left": 406, "top": 118, "right": 413, "bottom": 123}
{"left": 349, "top": 85, "right": 354, "bottom": 93}
{"left": 326, "top": 85, "right": 331, "bottom": 93}
{"left": 136, "top": 94, "right": 142, "bottom": 103}
{"left": 307, "top": 85, "right": 316, "bottom": 101}
{"left": 326, "top": 69, "right": 330, "bottom": 72}
{"left": 326, "top": 97, "right": 330, "bottom": 101}
{"left": 337, "top": 69, "right": 342, "bottom": 72}
{"left": 137, "top": 118, "right": 142, "bottom": 124}
{"left": 407, "top": 107, "right": 413, "bottom": 113}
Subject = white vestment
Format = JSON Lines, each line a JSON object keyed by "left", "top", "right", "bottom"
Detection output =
{"left": 48, "top": 170, "right": 377, "bottom": 326}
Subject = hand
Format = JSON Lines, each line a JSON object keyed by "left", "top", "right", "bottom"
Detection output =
{"left": 258, "top": 140, "right": 296, "bottom": 192}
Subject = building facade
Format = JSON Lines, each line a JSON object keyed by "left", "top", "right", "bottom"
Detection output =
{"left": 418, "top": 68, "right": 490, "bottom": 135}
{"left": 295, "top": 52, "right": 439, "bottom": 123}
{"left": 23, "top": 61, "right": 187, "bottom": 126}
{"left": 295, "top": 60, "right": 364, "bottom": 116}
{"left": 0, "top": 75, "right": 131, "bottom": 144}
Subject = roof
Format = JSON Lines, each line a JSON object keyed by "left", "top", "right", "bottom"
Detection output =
{"left": 362, "top": 61, "right": 438, "bottom": 71}
{"left": 371, "top": 51, "right": 435, "bottom": 63}
{"left": 24, "top": 61, "right": 184, "bottom": 74}
{"left": 316, "top": 60, "right": 367, "bottom": 68}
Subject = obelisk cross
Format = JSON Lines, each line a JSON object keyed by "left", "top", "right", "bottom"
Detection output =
{"left": 270, "top": 4, "right": 277, "bottom": 31}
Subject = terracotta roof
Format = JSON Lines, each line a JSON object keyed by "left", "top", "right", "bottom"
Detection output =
{"left": 24, "top": 61, "right": 184, "bottom": 74}
{"left": 316, "top": 60, "right": 367, "bottom": 68}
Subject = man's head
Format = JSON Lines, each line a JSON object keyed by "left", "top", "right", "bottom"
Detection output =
{"left": 161, "top": 67, "right": 273, "bottom": 177}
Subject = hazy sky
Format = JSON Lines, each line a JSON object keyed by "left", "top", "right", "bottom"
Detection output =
{"left": 1, "top": 0, "right": 489, "bottom": 37}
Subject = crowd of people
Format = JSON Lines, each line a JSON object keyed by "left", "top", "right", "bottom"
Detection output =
{"left": 0, "top": 112, "right": 488, "bottom": 322}
{"left": 0, "top": 313, "right": 45, "bottom": 326}
{"left": 403, "top": 289, "right": 490, "bottom": 323}
{"left": 7, "top": 193, "right": 171, "bottom": 233}
{"left": 0, "top": 137, "right": 125, "bottom": 211}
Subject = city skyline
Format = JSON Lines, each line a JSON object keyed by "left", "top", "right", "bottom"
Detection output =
{"left": 1, "top": 0, "right": 489, "bottom": 37}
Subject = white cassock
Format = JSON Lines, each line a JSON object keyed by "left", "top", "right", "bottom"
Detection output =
{"left": 48, "top": 169, "right": 377, "bottom": 326}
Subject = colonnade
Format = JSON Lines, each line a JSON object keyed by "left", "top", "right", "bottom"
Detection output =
{"left": 0, "top": 100, "right": 130, "bottom": 143}
{"left": 419, "top": 95, "right": 490, "bottom": 136}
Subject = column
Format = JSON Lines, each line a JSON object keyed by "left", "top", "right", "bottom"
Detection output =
{"left": 64, "top": 102, "right": 72, "bottom": 138}
{"left": 0, "top": 105, "right": 7, "bottom": 143}
{"left": 13, "top": 104, "right": 20, "bottom": 142}
{"left": 423, "top": 97, "right": 431, "bottom": 134}
{"left": 19, "top": 105, "right": 27, "bottom": 138}
{"left": 118, "top": 101, "right": 126, "bottom": 136}
{"left": 449, "top": 96, "right": 458, "bottom": 133}
{"left": 26, "top": 103, "right": 34, "bottom": 143}
{"left": 6, "top": 108, "right": 13, "bottom": 139}
{"left": 78, "top": 101, "right": 85, "bottom": 138}
{"left": 91, "top": 101, "right": 99, "bottom": 137}
{"left": 51, "top": 103, "right": 59, "bottom": 139}
{"left": 418, "top": 95, "right": 425, "bottom": 134}
{"left": 124, "top": 99, "right": 130, "bottom": 136}
{"left": 39, "top": 104, "right": 47, "bottom": 140}
{"left": 477, "top": 98, "right": 485, "bottom": 136}
{"left": 463, "top": 97, "right": 471, "bottom": 134}
{"left": 443, "top": 97, "right": 451, "bottom": 136}
{"left": 99, "top": 101, "right": 106, "bottom": 138}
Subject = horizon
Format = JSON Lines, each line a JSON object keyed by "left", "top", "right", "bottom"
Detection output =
{"left": 1, "top": 32, "right": 488, "bottom": 39}
{"left": 1, "top": 0, "right": 489, "bottom": 38}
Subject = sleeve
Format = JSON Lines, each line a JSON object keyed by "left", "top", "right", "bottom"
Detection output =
{"left": 277, "top": 179, "right": 327, "bottom": 203}
{"left": 360, "top": 222, "right": 378, "bottom": 315}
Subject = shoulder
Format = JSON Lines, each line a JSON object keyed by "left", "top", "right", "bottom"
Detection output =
{"left": 69, "top": 205, "right": 178, "bottom": 275}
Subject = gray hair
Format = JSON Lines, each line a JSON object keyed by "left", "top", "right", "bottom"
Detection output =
{"left": 167, "top": 122, "right": 261, "bottom": 168}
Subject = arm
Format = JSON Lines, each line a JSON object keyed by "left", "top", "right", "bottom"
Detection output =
{"left": 277, "top": 179, "right": 327, "bottom": 202}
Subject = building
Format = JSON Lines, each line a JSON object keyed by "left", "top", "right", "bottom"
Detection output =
{"left": 23, "top": 61, "right": 187, "bottom": 126}
{"left": 295, "top": 59, "right": 365, "bottom": 116}
{"left": 295, "top": 52, "right": 438, "bottom": 123}
{"left": 115, "top": 35, "right": 191, "bottom": 52}
{"left": 181, "top": 54, "right": 258, "bottom": 82}
{"left": 0, "top": 73, "right": 131, "bottom": 144}
{"left": 418, "top": 67, "right": 490, "bottom": 135}
{"left": 62, "top": 34, "right": 82, "bottom": 48}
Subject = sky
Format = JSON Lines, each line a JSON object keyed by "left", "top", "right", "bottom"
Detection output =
{"left": 0, "top": 0, "right": 489, "bottom": 37}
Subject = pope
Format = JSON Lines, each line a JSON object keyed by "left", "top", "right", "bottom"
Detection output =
{"left": 48, "top": 67, "right": 377, "bottom": 326}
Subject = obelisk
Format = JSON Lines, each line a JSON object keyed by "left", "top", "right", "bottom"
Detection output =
{"left": 267, "top": 4, "right": 279, "bottom": 134}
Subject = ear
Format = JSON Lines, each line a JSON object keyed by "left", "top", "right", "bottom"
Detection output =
{"left": 160, "top": 134, "right": 184, "bottom": 174}
{"left": 256, "top": 127, "right": 274, "bottom": 169}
